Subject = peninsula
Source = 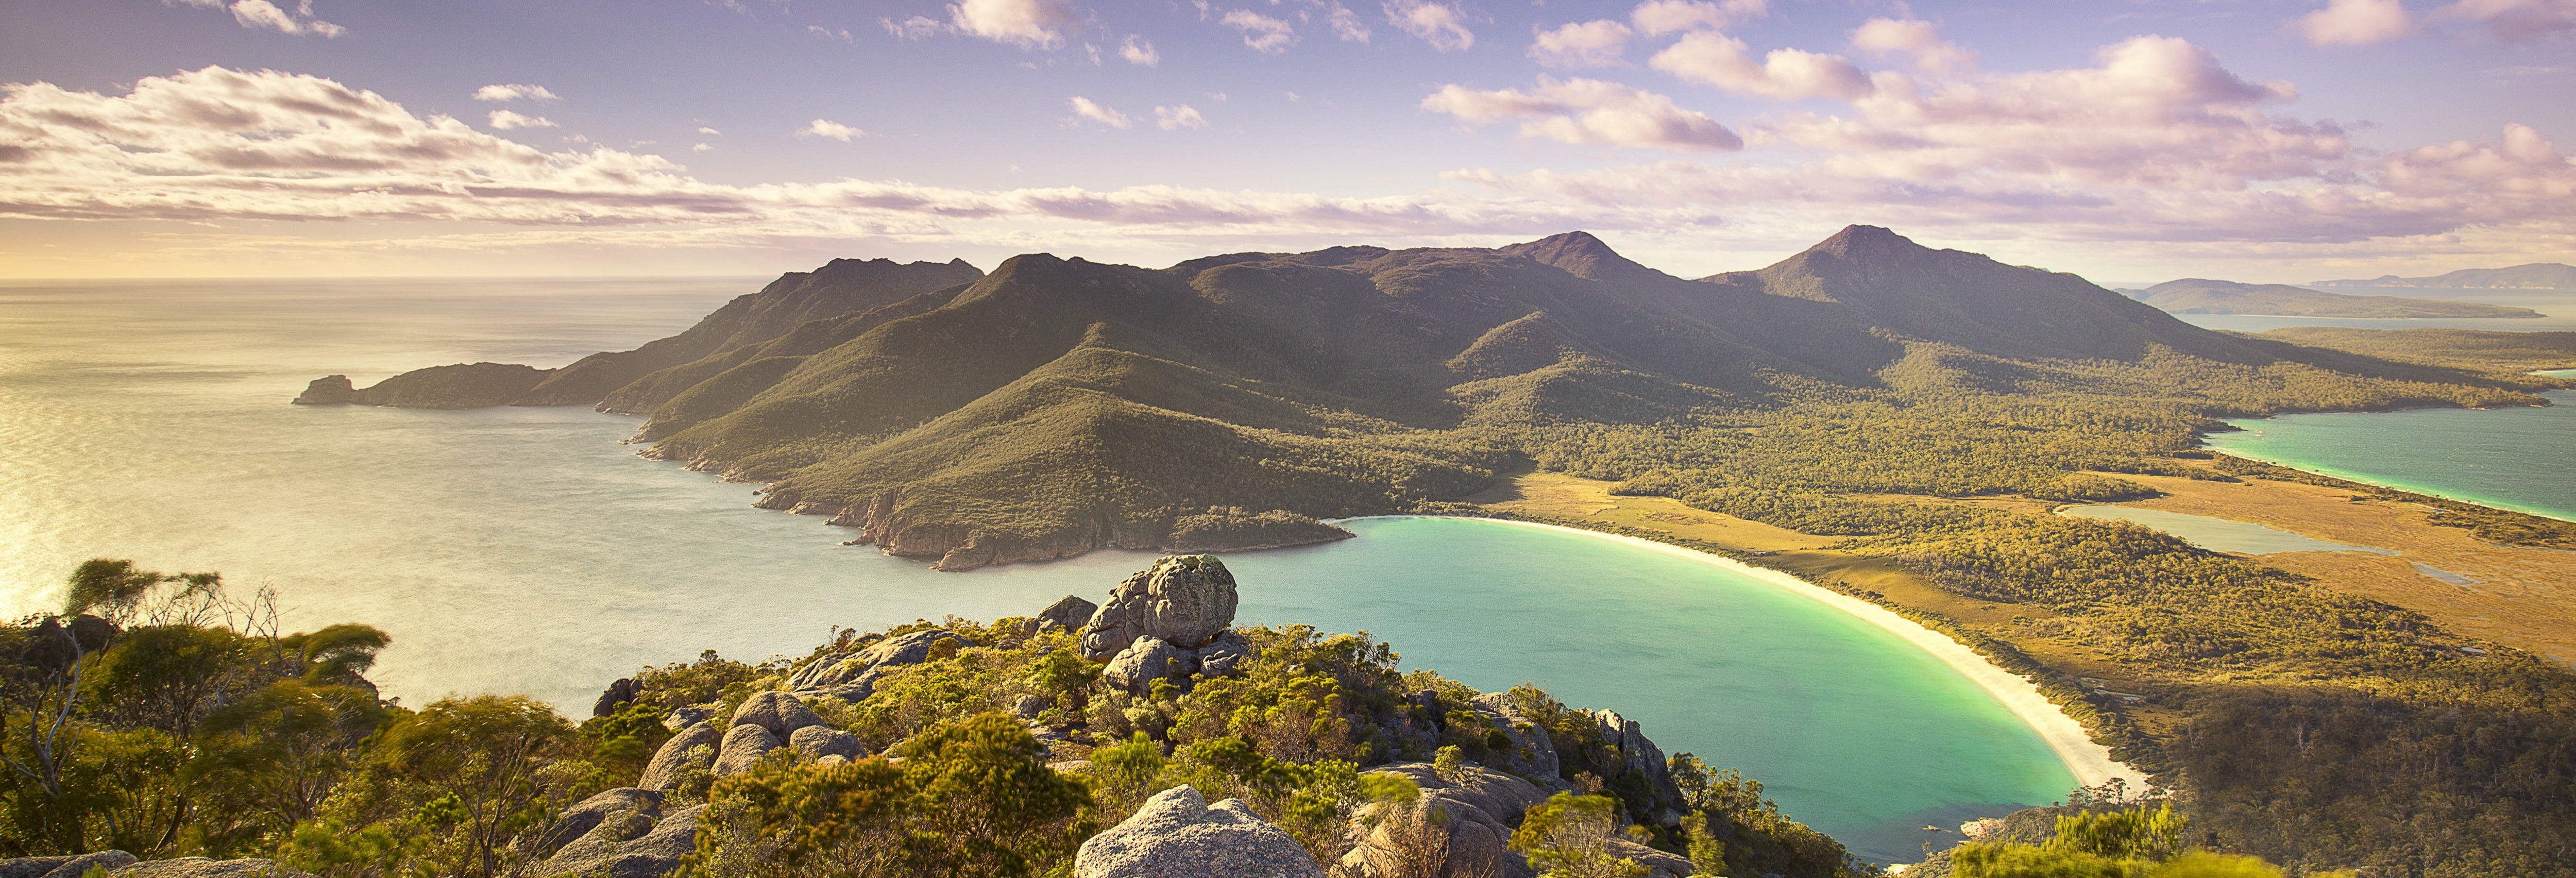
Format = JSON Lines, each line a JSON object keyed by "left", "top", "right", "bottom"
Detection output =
{"left": 2122, "top": 278, "right": 2542, "bottom": 318}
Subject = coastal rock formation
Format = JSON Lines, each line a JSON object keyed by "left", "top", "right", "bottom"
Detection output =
{"left": 1081, "top": 555, "right": 1240, "bottom": 661}
{"left": 1592, "top": 708, "right": 1683, "bottom": 816}
{"left": 108, "top": 858, "right": 315, "bottom": 877}
{"left": 0, "top": 851, "right": 137, "bottom": 878}
{"left": 789, "top": 724, "right": 866, "bottom": 761}
{"left": 291, "top": 362, "right": 552, "bottom": 409}
{"left": 1038, "top": 595, "right": 1097, "bottom": 631}
{"left": 638, "top": 721, "right": 722, "bottom": 791}
{"left": 1469, "top": 693, "right": 1561, "bottom": 781}
{"left": 291, "top": 375, "right": 360, "bottom": 405}
{"left": 1072, "top": 786, "right": 1323, "bottom": 878}
{"left": 731, "top": 690, "right": 825, "bottom": 737}
{"left": 713, "top": 723, "right": 781, "bottom": 775}
{"left": 1347, "top": 763, "right": 1691, "bottom": 878}
{"left": 533, "top": 788, "right": 703, "bottom": 878}
{"left": 1194, "top": 630, "right": 1252, "bottom": 678}
{"left": 592, "top": 677, "right": 639, "bottom": 717}
{"left": 1101, "top": 636, "right": 1186, "bottom": 693}
{"left": 788, "top": 629, "right": 979, "bottom": 700}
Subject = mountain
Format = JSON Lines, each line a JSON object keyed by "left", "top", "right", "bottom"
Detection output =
{"left": 295, "top": 258, "right": 983, "bottom": 408}
{"left": 2311, "top": 263, "right": 2576, "bottom": 289}
{"left": 301, "top": 226, "right": 2532, "bottom": 569}
{"left": 2130, "top": 278, "right": 2543, "bottom": 318}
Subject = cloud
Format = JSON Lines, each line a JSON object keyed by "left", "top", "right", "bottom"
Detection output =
{"left": 1652, "top": 31, "right": 1874, "bottom": 100}
{"left": 171, "top": 0, "right": 346, "bottom": 37}
{"left": 697, "top": 127, "right": 722, "bottom": 136}
{"left": 1422, "top": 77, "right": 1743, "bottom": 151}
{"left": 1630, "top": 0, "right": 1765, "bottom": 36}
{"left": 947, "top": 0, "right": 1066, "bottom": 48}
{"left": 1223, "top": 10, "right": 1298, "bottom": 54}
{"left": 486, "top": 110, "right": 556, "bottom": 130}
{"left": 801, "top": 119, "right": 866, "bottom": 141}
{"left": 2295, "top": 0, "right": 2417, "bottom": 46}
{"left": 473, "top": 83, "right": 561, "bottom": 103}
{"left": 1324, "top": 2, "right": 1372, "bottom": 41}
{"left": 1530, "top": 20, "right": 1634, "bottom": 69}
{"left": 881, "top": 15, "right": 942, "bottom": 39}
{"left": 1849, "top": 18, "right": 1976, "bottom": 75}
{"left": 692, "top": 143, "right": 715, "bottom": 153}
{"left": 808, "top": 25, "right": 855, "bottom": 41}
{"left": 1155, "top": 105, "right": 1210, "bottom": 130}
{"left": 2434, "top": 0, "right": 2576, "bottom": 42}
{"left": 1119, "top": 35, "right": 1161, "bottom": 66}
{"left": 1069, "top": 96, "right": 1131, "bottom": 128}
{"left": 1385, "top": 1, "right": 1474, "bottom": 51}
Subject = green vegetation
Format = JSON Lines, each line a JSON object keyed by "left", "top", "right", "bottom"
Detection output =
{"left": 2249, "top": 327, "right": 2576, "bottom": 378}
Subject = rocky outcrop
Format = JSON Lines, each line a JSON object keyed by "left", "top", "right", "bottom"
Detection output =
{"left": 1346, "top": 764, "right": 1690, "bottom": 878}
{"left": 1102, "top": 636, "right": 1188, "bottom": 693}
{"left": 786, "top": 629, "right": 980, "bottom": 702}
{"left": 638, "top": 721, "right": 722, "bottom": 791}
{"left": 1038, "top": 595, "right": 1098, "bottom": 631}
{"left": 1469, "top": 693, "right": 1561, "bottom": 782}
{"left": 1082, "top": 555, "right": 1241, "bottom": 661}
{"left": 0, "top": 851, "right": 138, "bottom": 878}
{"left": 291, "top": 376, "right": 361, "bottom": 405}
{"left": 789, "top": 725, "right": 866, "bottom": 761}
{"left": 108, "top": 858, "right": 314, "bottom": 877}
{"left": 713, "top": 723, "right": 781, "bottom": 776}
{"left": 532, "top": 788, "right": 703, "bottom": 878}
{"left": 1072, "top": 786, "right": 1323, "bottom": 878}
{"left": 1592, "top": 709, "right": 1683, "bottom": 818}
{"left": 592, "top": 677, "right": 639, "bottom": 718}
{"left": 730, "top": 690, "right": 825, "bottom": 737}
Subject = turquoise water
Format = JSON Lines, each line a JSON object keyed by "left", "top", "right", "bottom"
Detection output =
{"left": 2056, "top": 506, "right": 2395, "bottom": 555}
{"left": 0, "top": 279, "right": 2073, "bottom": 862}
{"left": 2205, "top": 390, "right": 2576, "bottom": 522}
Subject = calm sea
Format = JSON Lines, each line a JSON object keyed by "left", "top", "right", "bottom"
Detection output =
{"left": 0, "top": 278, "right": 2073, "bottom": 863}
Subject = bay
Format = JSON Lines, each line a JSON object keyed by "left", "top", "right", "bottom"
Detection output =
{"left": 2205, "top": 390, "right": 2576, "bottom": 522}
{"left": 0, "top": 278, "right": 2076, "bottom": 863}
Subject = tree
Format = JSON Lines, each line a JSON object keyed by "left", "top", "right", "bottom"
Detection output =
{"left": 1510, "top": 792, "right": 1646, "bottom": 878}
{"left": 372, "top": 695, "right": 577, "bottom": 878}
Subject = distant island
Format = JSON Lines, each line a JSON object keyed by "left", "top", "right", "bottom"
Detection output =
{"left": 2121, "top": 278, "right": 2543, "bottom": 318}
{"left": 2310, "top": 262, "right": 2576, "bottom": 290}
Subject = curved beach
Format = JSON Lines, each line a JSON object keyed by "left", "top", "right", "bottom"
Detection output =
{"left": 1351, "top": 515, "right": 2148, "bottom": 791}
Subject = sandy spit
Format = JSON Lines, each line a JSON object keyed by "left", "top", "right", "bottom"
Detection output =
{"left": 1344, "top": 515, "right": 2150, "bottom": 791}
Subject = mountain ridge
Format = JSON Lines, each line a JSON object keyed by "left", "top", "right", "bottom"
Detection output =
{"left": 2311, "top": 262, "right": 2576, "bottom": 290}
{"left": 2128, "top": 278, "right": 2543, "bottom": 318}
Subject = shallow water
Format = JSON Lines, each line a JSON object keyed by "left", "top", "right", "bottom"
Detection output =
{"left": 0, "top": 279, "right": 2076, "bottom": 863}
{"left": 2205, "top": 390, "right": 2576, "bottom": 522}
{"left": 2056, "top": 506, "right": 2395, "bottom": 555}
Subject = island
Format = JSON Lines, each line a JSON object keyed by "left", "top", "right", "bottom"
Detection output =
{"left": 2310, "top": 262, "right": 2576, "bottom": 290}
{"left": 2120, "top": 278, "right": 2543, "bottom": 318}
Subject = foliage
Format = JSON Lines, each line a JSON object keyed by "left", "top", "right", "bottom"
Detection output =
{"left": 1510, "top": 792, "right": 1647, "bottom": 878}
{"left": 1949, "top": 804, "right": 2309, "bottom": 878}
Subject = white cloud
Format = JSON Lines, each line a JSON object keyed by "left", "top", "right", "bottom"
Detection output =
{"left": 948, "top": 0, "right": 1067, "bottom": 48}
{"left": 1155, "top": 105, "right": 1209, "bottom": 130}
{"left": 1069, "top": 96, "right": 1132, "bottom": 128}
{"left": 881, "top": 15, "right": 942, "bottom": 39}
{"left": 1325, "top": 2, "right": 1372, "bottom": 41}
{"left": 1630, "top": 0, "right": 1764, "bottom": 36}
{"left": 1849, "top": 18, "right": 1976, "bottom": 75}
{"left": 1223, "top": 10, "right": 1298, "bottom": 54}
{"left": 171, "top": 0, "right": 345, "bottom": 37}
{"left": 692, "top": 143, "right": 715, "bottom": 153}
{"left": 2296, "top": 0, "right": 2417, "bottom": 46}
{"left": 473, "top": 83, "right": 561, "bottom": 103}
{"left": 697, "top": 127, "right": 722, "bottom": 136}
{"left": 1385, "top": 1, "right": 1474, "bottom": 51}
{"left": 1422, "top": 77, "right": 1743, "bottom": 151}
{"left": 1652, "top": 31, "right": 1874, "bottom": 100}
{"left": 808, "top": 25, "right": 855, "bottom": 41}
{"left": 486, "top": 110, "right": 556, "bottom": 130}
{"left": 1530, "top": 20, "right": 1634, "bottom": 69}
{"left": 801, "top": 119, "right": 866, "bottom": 141}
{"left": 1119, "top": 35, "right": 1160, "bottom": 66}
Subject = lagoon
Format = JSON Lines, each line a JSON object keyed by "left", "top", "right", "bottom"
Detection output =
{"left": 1, "top": 278, "right": 2075, "bottom": 863}
{"left": 2205, "top": 390, "right": 2576, "bottom": 522}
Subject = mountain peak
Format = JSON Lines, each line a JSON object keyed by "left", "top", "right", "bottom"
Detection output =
{"left": 1498, "top": 230, "right": 1673, "bottom": 285}
{"left": 1806, "top": 225, "right": 1924, "bottom": 259}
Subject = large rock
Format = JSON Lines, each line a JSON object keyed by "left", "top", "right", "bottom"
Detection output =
{"left": 537, "top": 788, "right": 663, "bottom": 858}
{"left": 788, "top": 725, "right": 866, "bottom": 761}
{"left": 1593, "top": 709, "right": 1683, "bottom": 817}
{"left": 787, "top": 629, "right": 980, "bottom": 697}
{"left": 638, "top": 721, "right": 722, "bottom": 791}
{"left": 1, "top": 851, "right": 138, "bottom": 878}
{"left": 1469, "top": 693, "right": 1561, "bottom": 782}
{"left": 1082, "top": 555, "right": 1241, "bottom": 661}
{"left": 291, "top": 375, "right": 361, "bottom": 405}
{"left": 730, "top": 691, "right": 825, "bottom": 737}
{"left": 1039, "top": 595, "right": 1099, "bottom": 631}
{"left": 537, "top": 800, "right": 706, "bottom": 878}
{"left": 109, "top": 859, "right": 314, "bottom": 877}
{"left": 713, "top": 723, "right": 782, "bottom": 776}
{"left": 592, "top": 677, "right": 640, "bottom": 718}
{"left": 1073, "top": 786, "right": 1323, "bottom": 878}
{"left": 1347, "top": 762, "right": 1549, "bottom": 878}
{"left": 1194, "top": 630, "right": 1252, "bottom": 678}
{"left": 1101, "top": 636, "right": 1187, "bottom": 694}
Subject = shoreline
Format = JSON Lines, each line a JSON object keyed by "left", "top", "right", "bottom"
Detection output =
{"left": 1334, "top": 515, "right": 2149, "bottom": 792}
{"left": 2202, "top": 442, "right": 2576, "bottom": 525}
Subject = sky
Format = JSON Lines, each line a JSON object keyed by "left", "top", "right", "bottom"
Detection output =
{"left": 1, "top": 0, "right": 2571, "bottom": 283}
